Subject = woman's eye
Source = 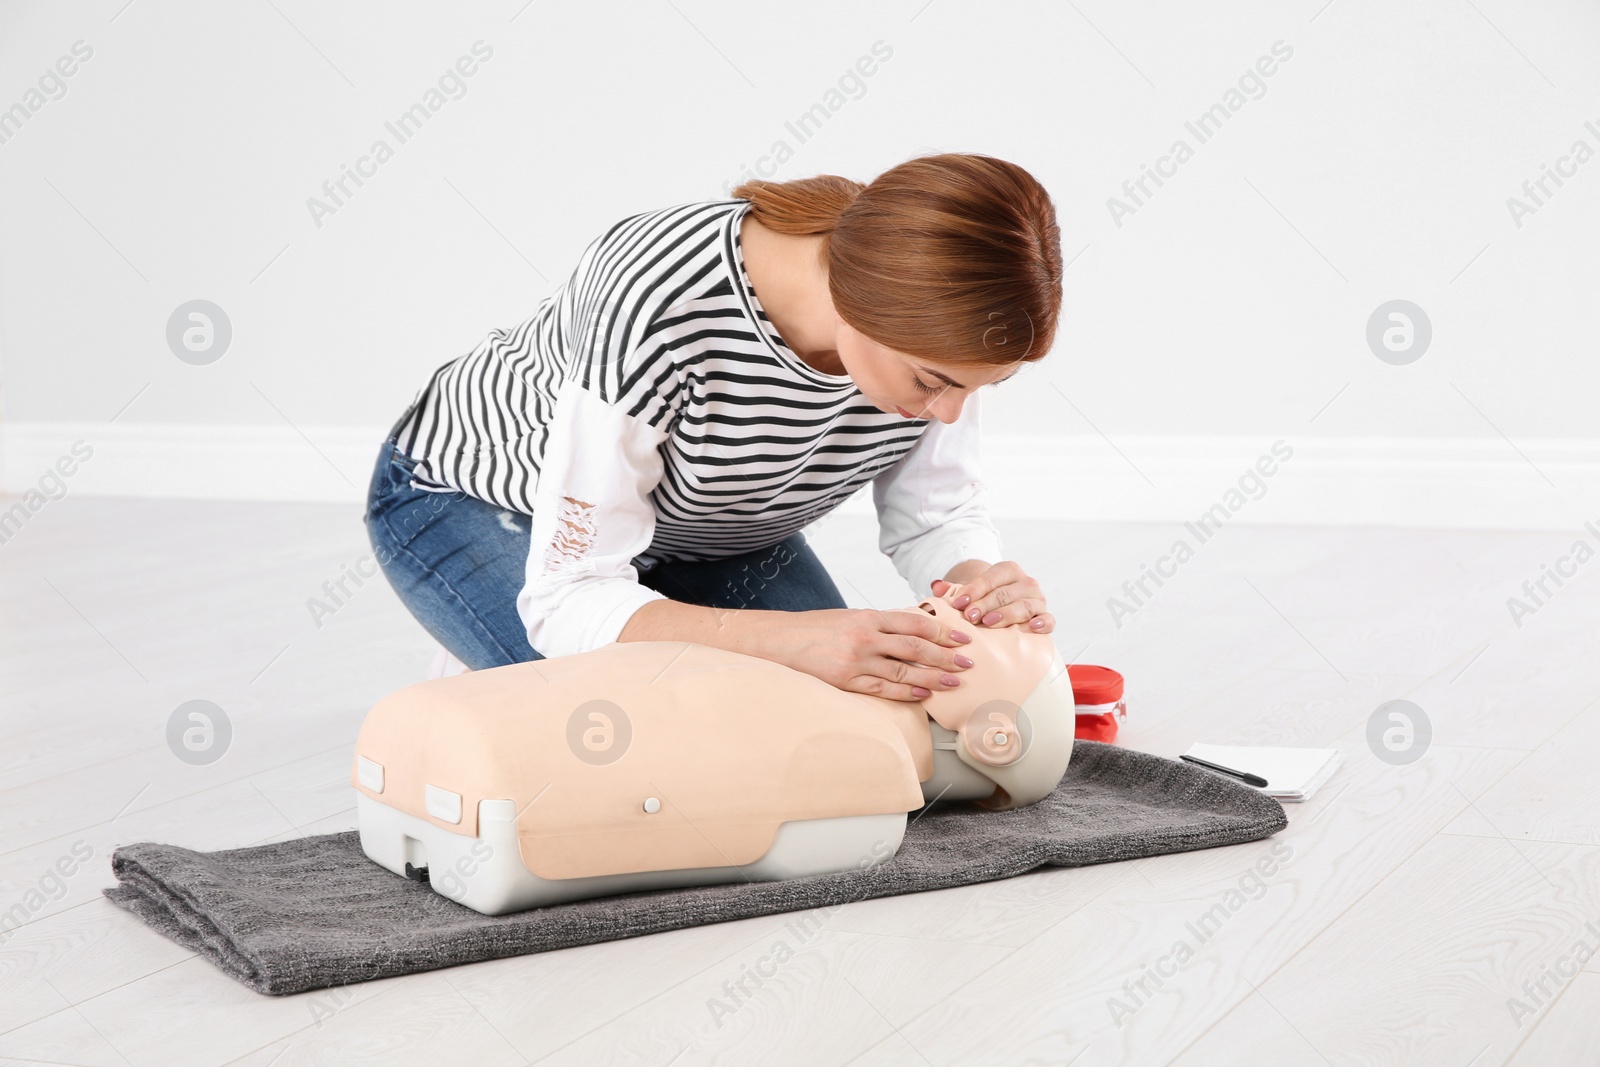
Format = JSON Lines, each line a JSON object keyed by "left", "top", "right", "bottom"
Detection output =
{"left": 911, "top": 376, "right": 940, "bottom": 395}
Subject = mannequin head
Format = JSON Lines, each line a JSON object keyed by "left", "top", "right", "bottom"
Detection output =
{"left": 903, "top": 583, "right": 1077, "bottom": 810}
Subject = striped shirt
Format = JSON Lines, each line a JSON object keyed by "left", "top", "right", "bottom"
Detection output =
{"left": 390, "top": 198, "right": 1004, "bottom": 657}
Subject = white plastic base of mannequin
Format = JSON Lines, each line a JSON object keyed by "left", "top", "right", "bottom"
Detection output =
{"left": 355, "top": 792, "right": 909, "bottom": 914}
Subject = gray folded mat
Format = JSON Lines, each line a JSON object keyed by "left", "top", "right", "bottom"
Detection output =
{"left": 103, "top": 740, "right": 1286, "bottom": 995}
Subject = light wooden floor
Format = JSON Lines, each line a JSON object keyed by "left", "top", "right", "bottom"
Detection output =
{"left": 2, "top": 496, "right": 1597, "bottom": 1066}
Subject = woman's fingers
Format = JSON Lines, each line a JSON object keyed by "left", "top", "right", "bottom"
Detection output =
{"left": 881, "top": 610, "right": 976, "bottom": 657}
{"left": 960, "top": 591, "right": 1049, "bottom": 627}
{"left": 842, "top": 595, "right": 1055, "bottom": 702}
{"left": 888, "top": 625, "right": 973, "bottom": 683}
{"left": 883, "top": 652, "right": 963, "bottom": 694}
{"left": 844, "top": 673, "right": 934, "bottom": 702}
{"left": 864, "top": 611, "right": 976, "bottom": 697}
{"left": 936, "top": 570, "right": 1055, "bottom": 632}
{"left": 949, "top": 563, "right": 1032, "bottom": 620}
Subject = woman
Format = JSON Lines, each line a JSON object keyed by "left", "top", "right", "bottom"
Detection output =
{"left": 364, "top": 152, "right": 1064, "bottom": 703}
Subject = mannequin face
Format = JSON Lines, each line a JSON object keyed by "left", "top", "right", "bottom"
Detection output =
{"left": 833, "top": 314, "right": 1022, "bottom": 425}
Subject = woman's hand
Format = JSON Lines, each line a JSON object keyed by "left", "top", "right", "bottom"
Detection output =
{"left": 769, "top": 608, "right": 976, "bottom": 702}
{"left": 932, "top": 561, "right": 1054, "bottom": 634}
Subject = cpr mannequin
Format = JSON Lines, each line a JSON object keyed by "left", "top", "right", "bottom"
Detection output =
{"left": 351, "top": 582, "right": 1076, "bottom": 915}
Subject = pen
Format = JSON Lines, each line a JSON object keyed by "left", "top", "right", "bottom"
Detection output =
{"left": 1180, "top": 754, "right": 1269, "bottom": 788}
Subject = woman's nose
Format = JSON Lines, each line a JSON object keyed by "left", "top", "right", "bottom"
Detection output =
{"left": 932, "top": 391, "right": 966, "bottom": 424}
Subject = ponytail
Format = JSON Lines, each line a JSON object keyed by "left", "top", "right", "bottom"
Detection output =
{"left": 730, "top": 175, "right": 865, "bottom": 235}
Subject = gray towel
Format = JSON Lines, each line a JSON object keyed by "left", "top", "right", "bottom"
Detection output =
{"left": 103, "top": 740, "right": 1285, "bottom": 995}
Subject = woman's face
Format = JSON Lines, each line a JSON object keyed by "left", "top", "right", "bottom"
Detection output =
{"left": 833, "top": 316, "right": 1021, "bottom": 424}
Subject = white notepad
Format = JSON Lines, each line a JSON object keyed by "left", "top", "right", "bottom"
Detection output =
{"left": 1181, "top": 743, "right": 1343, "bottom": 802}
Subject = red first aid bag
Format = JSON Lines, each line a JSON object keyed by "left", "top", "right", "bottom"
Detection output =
{"left": 1069, "top": 664, "right": 1126, "bottom": 742}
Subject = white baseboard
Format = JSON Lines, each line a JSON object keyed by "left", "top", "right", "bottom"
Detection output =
{"left": 976, "top": 434, "right": 1600, "bottom": 532}
{"left": 1, "top": 423, "right": 391, "bottom": 505}
{"left": 4, "top": 422, "right": 1598, "bottom": 531}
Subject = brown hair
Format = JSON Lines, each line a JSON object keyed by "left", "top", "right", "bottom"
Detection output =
{"left": 732, "top": 153, "right": 1063, "bottom": 371}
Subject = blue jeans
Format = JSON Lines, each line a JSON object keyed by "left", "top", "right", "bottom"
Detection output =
{"left": 363, "top": 435, "right": 847, "bottom": 669}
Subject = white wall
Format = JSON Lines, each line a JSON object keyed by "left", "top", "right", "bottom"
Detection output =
{"left": 2, "top": 0, "right": 1597, "bottom": 529}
